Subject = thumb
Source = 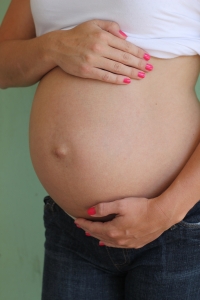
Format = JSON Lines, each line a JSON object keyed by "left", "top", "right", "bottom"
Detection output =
{"left": 87, "top": 199, "right": 124, "bottom": 217}
{"left": 93, "top": 19, "right": 128, "bottom": 39}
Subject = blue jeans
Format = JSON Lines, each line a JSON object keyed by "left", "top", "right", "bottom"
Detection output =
{"left": 42, "top": 196, "right": 200, "bottom": 300}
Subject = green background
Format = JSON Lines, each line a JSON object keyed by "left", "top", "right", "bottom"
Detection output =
{"left": 0, "top": 1, "right": 45, "bottom": 299}
{"left": 0, "top": 1, "right": 200, "bottom": 299}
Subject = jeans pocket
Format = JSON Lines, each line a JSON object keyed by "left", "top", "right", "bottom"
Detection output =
{"left": 177, "top": 200, "right": 200, "bottom": 229}
{"left": 44, "top": 195, "right": 56, "bottom": 210}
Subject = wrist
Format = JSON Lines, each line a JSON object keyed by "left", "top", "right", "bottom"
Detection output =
{"left": 152, "top": 187, "right": 189, "bottom": 228}
{"left": 147, "top": 197, "right": 174, "bottom": 230}
{"left": 39, "top": 31, "right": 58, "bottom": 70}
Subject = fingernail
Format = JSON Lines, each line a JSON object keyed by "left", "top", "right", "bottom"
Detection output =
{"left": 123, "top": 78, "right": 131, "bottom": 84}
{"left": 85, "top": 232, "right": 91, "bottom": 236}
{"left": 143, "top": 53, "right": 151, "bottom": 61}
{"left": 75, "top": 223, "right": 81, "bottom": 228}
{"left": 99, "top": 241, "right": 105, "bottom": 246}
{"left": 145, "top": 64, "right": 153, "bottom": 71}
{"left": 119, "top": 30, "right": 127, "bottom": 37}
{"left": 138, "top": 72, "right": 146, "bottom": 79}
{"left": 87, "top": 207, "right": 96, "bottom": 215}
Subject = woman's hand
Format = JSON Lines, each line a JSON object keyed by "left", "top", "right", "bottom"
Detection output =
{"left": 75, "top": 196, "right": 178, "bottom": 248}
{"left": 48, "top": 19, "right": 153, "bottom": 85}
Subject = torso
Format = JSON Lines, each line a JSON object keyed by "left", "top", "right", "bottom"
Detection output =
{"left": 29, "top": 55, "right": 200, "bottom": 219}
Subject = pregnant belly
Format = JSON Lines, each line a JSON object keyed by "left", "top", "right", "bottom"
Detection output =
{"left": 29, "top": 56, "right": 200, "bottom": 219}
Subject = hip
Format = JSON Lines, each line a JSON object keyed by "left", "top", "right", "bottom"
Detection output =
{"left": 42, "top": 195, "right": 200, "bottom": 300}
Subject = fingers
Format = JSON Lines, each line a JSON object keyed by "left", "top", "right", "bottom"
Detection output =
{"left": 94, "top": 229, "right": 164, "bottom": 249}
{"left": 85, "top": 24, "right": 152, "bottom": 83}
{"left": 88, "top": 68, "right": 132, "bottom": 85}
{"left": 87, "top": 35, "right": 153, "bottom": 84}
{"left": 75, "top": 218, "right": 114, "bottom": 239}
{"left": 109, "top": 36, "right": 147, "bottom": 61}
{"left": 92, "top": 19, "right": 128, "bottom": 40}
{"left": 107, "top": 37, "right": 153, "bottom": 79}
{"left": 90, "top": 19, "right": 148, "bottom": 62}
{"left": 95, "top": 56, "right": 152, "bottom": 80}
{"left": 87, "top": 200, "right": 126, "bottom": 217}
{"left": 105, "top": 47, "right": 152, "bottom": 73}
{"left": 75, "top": 220, "right": 164, "bottom": 249}
{"left": 75, "top": 220, "right": 124, "bottom": 248}
{"left": 89, "top": 23, "right": 153, "bottom": 81}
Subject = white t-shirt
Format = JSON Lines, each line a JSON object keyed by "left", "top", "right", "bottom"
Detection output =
{"left": 30, "top": 0, "right": 200, "bottom": 58}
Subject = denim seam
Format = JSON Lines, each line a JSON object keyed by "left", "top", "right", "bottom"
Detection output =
{"left": 105, "top": 247, "right": 129, "bottom": 271}
{"left": 177, "top": 221, "right": 200, "bottom": 229}
{"left": 125, "top": 249, "right": 130, "bottom": 265}
{"left": 45, "top": 244, "right": 122, "bottom": 276}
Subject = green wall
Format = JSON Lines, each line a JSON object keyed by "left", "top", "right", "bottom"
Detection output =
{"left": 196, "top": 79, "right": 200, "bottom": 97}
{"left": 0, "top": 85, "right": 46, "bottom": 300}
{"left": 0, "top": 1, "right": 200, "bottom": 299}
{"left": 0, "top": 2, "right": 46, "bottom": 300}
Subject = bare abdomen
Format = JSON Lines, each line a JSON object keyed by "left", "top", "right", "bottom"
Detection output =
{"left": 29, "top": 56, "right": 200, "bottom": 218}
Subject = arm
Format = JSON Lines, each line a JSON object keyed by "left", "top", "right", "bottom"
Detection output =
{"left": 75, "top": 141, "right": 200, "bottom": 248}
{"left": 0, "top": 0, "right": 152, "bottom": 89}
{"left": 156, "top": 142, "right": 200, "bottom": 225}
{"left": 156, "top": 64, "right": 200, "bottom": 225}
{"left": 0, "top": 0, "right": 56, "bottom": 88}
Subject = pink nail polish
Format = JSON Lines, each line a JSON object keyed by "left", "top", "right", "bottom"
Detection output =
{"left": 143, "top": 53, "right": 151, "bottom": 61}
{"left": 123, "top": 78, "right": 131, "bottom": 84}
{"left": 85, "top": 232, "right": 91, "bottom": 236}
{"left": 99, "top": 241, "right": 105, "bottom": 246}
{"left": 145, "top": 64, "right": 153, "bottom": 71}
{"left": 119, "top": 30, "right": 127, "bottom": 38}
{"left": 138, "top": 72, "right": 146, "bottom": 79}
{"left": 87, "top": 207, "right": 96, "bottom": 215}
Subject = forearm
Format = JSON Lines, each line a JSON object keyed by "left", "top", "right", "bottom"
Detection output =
{"left": 0, "top": 33, "right": 56, "bottom": 89}
{"left": 157, "top": 142, "right": 200, "bottom": 223}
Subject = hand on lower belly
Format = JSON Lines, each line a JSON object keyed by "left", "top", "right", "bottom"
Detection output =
{"left": 74, "top": 195, "right": 175, "bottom": 248}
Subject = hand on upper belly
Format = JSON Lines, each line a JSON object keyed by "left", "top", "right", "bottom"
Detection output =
{"left": 74, "top": 195, "right": 177, "bottom": 248}
{"left": 51, "top": 20, "right": 151, "bottom": 85}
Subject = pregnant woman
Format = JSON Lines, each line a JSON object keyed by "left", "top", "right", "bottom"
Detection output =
{"left": 0, "top": 0, "right": 200, "bottom": 299}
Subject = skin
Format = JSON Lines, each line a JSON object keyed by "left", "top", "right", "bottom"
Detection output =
{"left": 1, "top": 0, "right": 200, "bottom": 249}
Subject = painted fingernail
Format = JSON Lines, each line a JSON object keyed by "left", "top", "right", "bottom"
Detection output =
{"left": 87, "top": 207, "right": 96, "bottom": 215}
{"left": 119, "top": 30, "right": 127, "bottom": 37}
{"left": 85, "top": 232, "right": 91, "bottom": 236}
{"left": 143, "top": 53, "right": 151, "bottom": 61}
{"left": 75, "top": 223, "right": 81, "bottom": 228}
{"left": 145, "top": 64, "right": 153, "bottom": 71}
{"left": 123, "top": 78, "right": 131, "bottom": 84}
{"left": 138, "top": 72, "right": 146, "bottom": 79}
{"left": 99, "top": 241, "right": 105, "bottom": 246}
